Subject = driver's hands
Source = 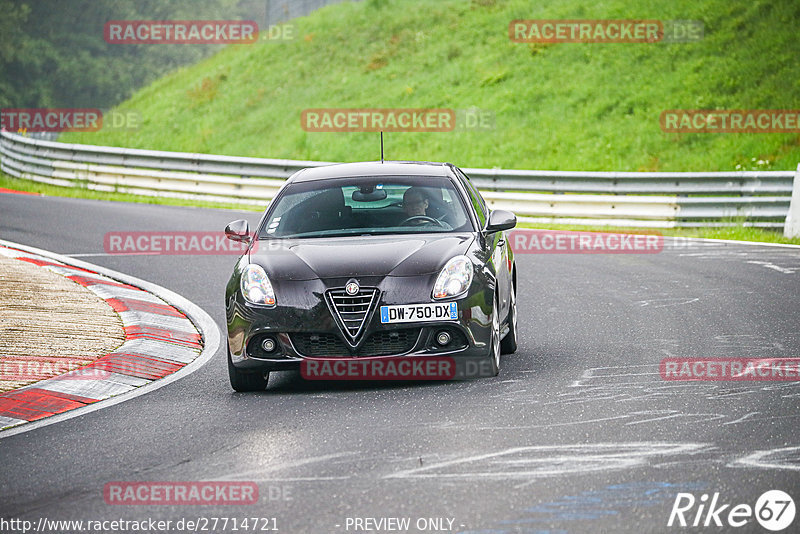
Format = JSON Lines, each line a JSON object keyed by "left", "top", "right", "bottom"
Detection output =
{"left": 400, "top": 216, "right": 451, "bottom": 229}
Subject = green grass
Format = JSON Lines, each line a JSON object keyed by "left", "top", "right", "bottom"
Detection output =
{"left": 60, "top": 0, "right": 800, "bottom": 172}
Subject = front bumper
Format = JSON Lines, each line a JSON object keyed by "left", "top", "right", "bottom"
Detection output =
{"left": 226, "top": 274, "right": 495, "bottom": 373}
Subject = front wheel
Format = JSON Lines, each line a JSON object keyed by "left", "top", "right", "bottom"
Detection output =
{"left": 484, "top": 298, "right": 501, "bottom": 377}
{"left": 228, "top": 348, "right": 269, "bottom": 392}
{"left": 500, "top": 283, "right": 518, "bottom": 355}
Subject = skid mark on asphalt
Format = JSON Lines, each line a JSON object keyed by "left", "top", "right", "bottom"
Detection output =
{"left": 385, "top": 443, "right": 712, "bottom": 482}
{"left": 670, "top": 242, "right": 800, "bottom": 274}
{"left": 707, "top": 334, "right": 788, "bottom": 353}
{"left": 677, "top": 251, "right": 750, "bottom": 258}
{"left": 622, "top": 410, "right": 726, "bottom": 426}
{"left": 543, "top": 361, "right": 800, "bottom": 427}
{"left": 746, "top": 260, "right": 798, "bottom": 274}
{"left": 457, "top": 481, "right": 708, "bottom": 533}
{"left": 216, "top": 452, "right": 361, "bottom": 482}
{"left": 636, "top": 297, "right": 700, "bottom": 308}
{"left": 731, "top": 446, "right": 800, "bottom": 471}
{"left": 208, "top": 442, "right": 716, "bottom": 486}
{"left": 467, "top": 415, "right": 632, "bottom": 431}
{"left": 657, "top": 334, "right": 790, "bottom": 357}
{"left": 461, "top": 481, "right": 709, "bottom": 533}
{"left": 722, "top": 411, "right": 761, "bottom": 425}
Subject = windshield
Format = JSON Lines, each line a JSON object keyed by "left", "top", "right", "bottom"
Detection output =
{"left": 258, "top": 176, "right": 473, "bottom": 239}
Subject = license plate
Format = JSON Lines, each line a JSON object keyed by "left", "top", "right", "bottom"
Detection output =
{"left": 380, "top": 303, "right": 458, "bottom": 324}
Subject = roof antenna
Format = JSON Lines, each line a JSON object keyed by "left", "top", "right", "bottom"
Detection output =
{"left": 380, "top": 131, "right": 384, "bottom": 163}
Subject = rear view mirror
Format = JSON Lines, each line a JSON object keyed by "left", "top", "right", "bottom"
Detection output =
{"left": 225, "top": 219, "right": 251, "bottom": 242}
{"left": 352, "top": 189, "right": 388, "bottom": 202}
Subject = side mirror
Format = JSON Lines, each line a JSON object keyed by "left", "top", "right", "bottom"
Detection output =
{"left": 485, "top": 209, "right": 516, "bottom": 234}
{"left": 225, "top": 219, "right": 251, "bottom": 243}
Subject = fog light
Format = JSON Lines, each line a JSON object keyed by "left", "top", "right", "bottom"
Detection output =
{"left": 261, "top": 337, "right": 277, "bottom": 352}
{"left": 436, "top": 331, "right": 451, "bottom": 346}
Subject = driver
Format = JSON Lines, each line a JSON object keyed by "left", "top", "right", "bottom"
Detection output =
{"left": 402, "top": 187, "right": 429, "bottom": 217}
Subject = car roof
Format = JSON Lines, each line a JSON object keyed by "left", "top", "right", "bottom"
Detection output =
{"left": 288, "top": 161, "right": 453, "bottom": 183}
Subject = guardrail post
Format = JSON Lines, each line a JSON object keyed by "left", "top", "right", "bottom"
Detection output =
{"left": 784, "top": 163, "right": 800, "bottom": 238}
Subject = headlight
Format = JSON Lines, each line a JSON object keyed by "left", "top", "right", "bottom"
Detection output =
{"left": 240, "top": 264, "right": 276, "bottom": 306}
{"left": 432, "top": 255, "right": 473, "bottom": 300}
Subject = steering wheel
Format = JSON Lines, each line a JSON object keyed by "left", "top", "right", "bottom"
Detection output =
{"left": 400, "top": 216, "right": 445, "bottom": 227}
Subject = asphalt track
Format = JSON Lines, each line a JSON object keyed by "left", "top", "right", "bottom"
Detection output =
{"left": 1, "top": 193, "right": 799, "bottom": 533}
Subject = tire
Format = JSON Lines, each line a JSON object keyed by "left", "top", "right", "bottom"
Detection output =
{"left": 228, "top": 348, "right": 269, "bottom": 392}
{"left": 484, "top": 297, "right": 501, "bottom": 377}
{"left": 500, "top": 282, "right": 518, "bottom": 355}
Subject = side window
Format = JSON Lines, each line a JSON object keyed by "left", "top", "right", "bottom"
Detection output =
{"left": 456, "top": 168, "right": 487, "bottom": 227}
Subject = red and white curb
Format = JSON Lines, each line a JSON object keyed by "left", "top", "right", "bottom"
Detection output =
{"left": 0, "top": 188, "right": 39, "bottom": 195}
{"left": 0, "top": 239, "right": 219, "bottom": 436}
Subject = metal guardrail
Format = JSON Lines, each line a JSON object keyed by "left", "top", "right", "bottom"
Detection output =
{"left": 1, "top": 130, "right": 798, "bottom": 230}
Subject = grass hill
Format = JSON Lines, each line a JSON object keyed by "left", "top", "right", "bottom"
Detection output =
{"left": 62, "top": 0, "right": 800, "bottom": 171}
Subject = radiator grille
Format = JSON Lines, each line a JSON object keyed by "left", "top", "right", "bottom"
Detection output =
{"left": 291, "top": 328, "right": 420, "bottom": 357}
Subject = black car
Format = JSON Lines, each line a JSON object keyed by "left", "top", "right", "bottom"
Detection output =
{"left": 224, "top": 161, "right": 517, "bottom": 391}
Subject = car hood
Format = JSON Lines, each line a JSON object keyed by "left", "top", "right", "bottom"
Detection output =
{"left": 250, "top": 234, "right": 475, "bottom": 281}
